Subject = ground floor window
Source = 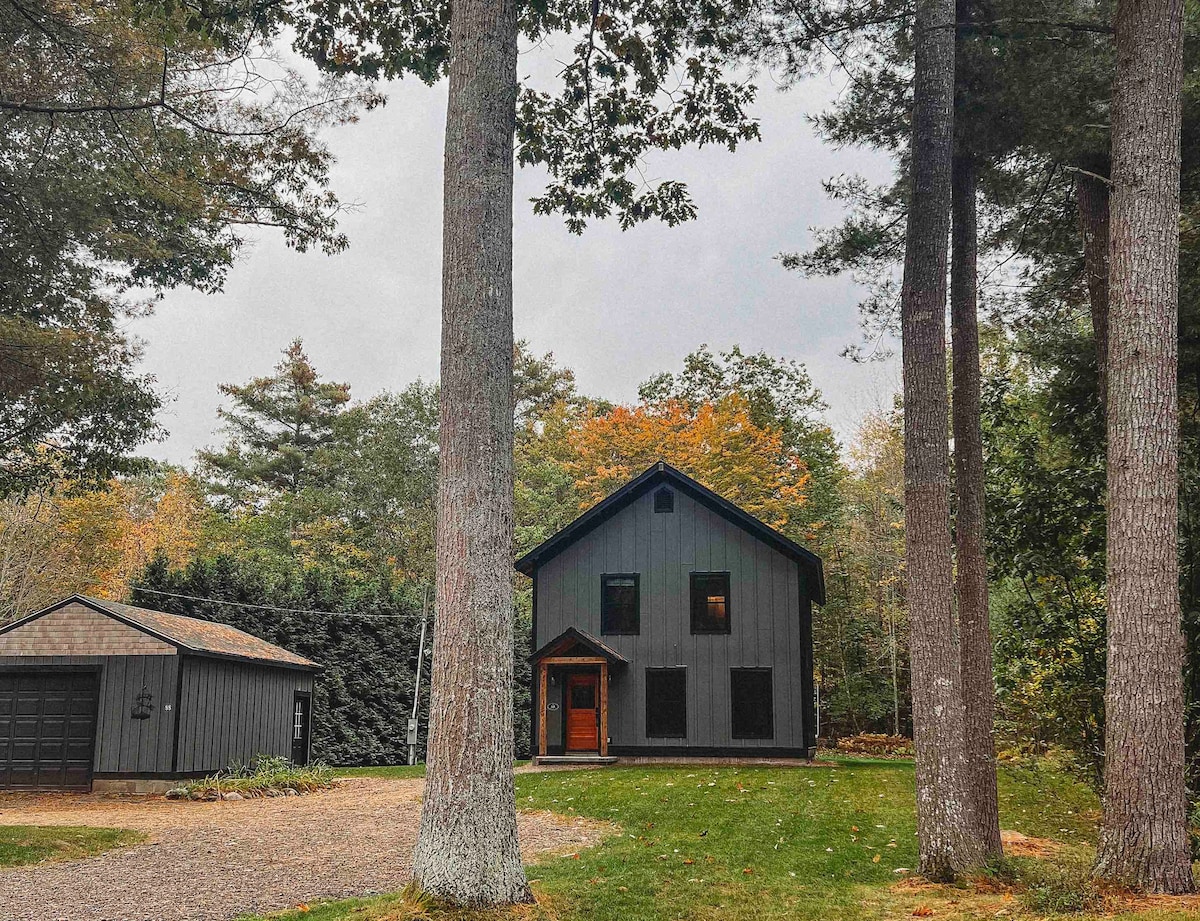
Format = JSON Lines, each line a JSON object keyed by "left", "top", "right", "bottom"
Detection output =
{"left": 730, "top": 668, "right": 774, "bottom": 739}
{"left": 645, "top": 668, "right": 687, "bottom": 738}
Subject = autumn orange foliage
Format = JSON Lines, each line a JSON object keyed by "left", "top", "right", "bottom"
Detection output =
{"left": 565, "top": 395, "right": 811, "bottom": 536}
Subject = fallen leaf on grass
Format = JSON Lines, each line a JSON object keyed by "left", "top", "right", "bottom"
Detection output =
{"left": 912, "top": 906, "right": 934, "bottom": 917}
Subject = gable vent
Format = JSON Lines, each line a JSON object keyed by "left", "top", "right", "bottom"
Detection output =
{"left": 653, "top": 486, "right": 675, "bottom": 514}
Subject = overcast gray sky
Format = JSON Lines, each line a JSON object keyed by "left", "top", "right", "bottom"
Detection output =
{"left": 132, "top": 59, "right": 899, "bottom": 467}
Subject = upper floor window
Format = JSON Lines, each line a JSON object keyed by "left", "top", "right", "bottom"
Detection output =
{"left": 653, "top": 486, "right": 675, "bottom": 513}
{"left": 690, "top": 571, "right": 731, "bottom": 634}
{"left": 601, "top": 574, "right": 640, "bottom": 634}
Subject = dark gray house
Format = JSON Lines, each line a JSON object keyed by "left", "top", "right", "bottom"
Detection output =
{"left": 517, "top": 461, "right": 825, "bottom": 761}
{"left": 0, "top": 595, "right": 318, "bottom": 792}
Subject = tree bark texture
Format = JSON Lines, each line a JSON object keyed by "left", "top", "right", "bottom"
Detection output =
{"left": 1075, "top": 164, "right": 1111, "bottom": 414}
{"left": 1094, "top": 0, "right": 1194, "bottom": 895}
{"left": 409, "top": 0, "right": 532, "bottom": 904}
{"left": 951, "top": 152, "right": 1002, "bottom": 859}
{"left": 901, "top": 0, "right": 983, "bottom": 881}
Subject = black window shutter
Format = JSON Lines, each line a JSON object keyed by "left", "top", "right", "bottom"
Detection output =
{"left": 730, "top": 668, "right": 774, "bottom": 739}
{"left": 646, "top": 668, "right": 687, "bottom": 738}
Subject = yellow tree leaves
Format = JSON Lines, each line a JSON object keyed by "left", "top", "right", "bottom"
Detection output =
{"left": 564, "top": 394, "right": 812, "bottom": 536}
{"left": 0, "top": 471, "right": 214, "bottom": 621}
{"left": 100, "top": 472, "right": 214, "bottom": 596}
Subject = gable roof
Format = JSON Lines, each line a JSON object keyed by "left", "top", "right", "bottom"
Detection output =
{"left": 515, "top": 461, "right": 826, "bottom": 605}
{"left": 530, "top": 627, "right": 630, "bottom": 665}
{"left": 1, "top": 595, "right": 319, "bottom": 671}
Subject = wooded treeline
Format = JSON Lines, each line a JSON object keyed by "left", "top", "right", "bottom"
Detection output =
{"left": 8, "top": 327, "right": 1198, "bottom": 797}
{"left": 0, "top": 340, "right": 857, "bottom": 763}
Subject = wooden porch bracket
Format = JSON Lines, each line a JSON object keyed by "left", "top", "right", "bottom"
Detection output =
{"left": 537, "top": 661, "right": 548, "bottom": 757}
{"left": 599, "top": 660, "right": 609, "bottom": 756}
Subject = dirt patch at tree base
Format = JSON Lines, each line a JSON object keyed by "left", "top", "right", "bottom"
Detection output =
{"left": 998, "top": 829, "right": 1065, "bottom": 858}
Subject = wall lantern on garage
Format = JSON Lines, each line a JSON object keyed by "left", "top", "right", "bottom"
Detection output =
{"left": 131, "top": 685, "right": 154, "bottom": 720}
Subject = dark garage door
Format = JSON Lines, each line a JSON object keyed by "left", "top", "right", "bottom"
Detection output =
{"left": 0, "top": 670, "right": 99, "bottom": 791}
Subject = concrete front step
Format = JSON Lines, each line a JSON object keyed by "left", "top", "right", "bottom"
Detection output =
{"left": 533, "top": 755, "right": 619, "bottom": 766}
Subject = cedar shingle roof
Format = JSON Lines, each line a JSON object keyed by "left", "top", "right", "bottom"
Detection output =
{"left": 72, "top": 595, "right": 318, "bottom": 669}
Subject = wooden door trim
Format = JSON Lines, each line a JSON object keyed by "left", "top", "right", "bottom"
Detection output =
{"left": 565, "top": 671, "right": 600, "bottom": 753}
{"left": 538, "top": 663, "right": 610, "bottom": 758}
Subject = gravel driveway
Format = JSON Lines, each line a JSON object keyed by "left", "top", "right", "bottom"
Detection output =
{"left": 0, "top": 777, "right": 608, "bottom": 921}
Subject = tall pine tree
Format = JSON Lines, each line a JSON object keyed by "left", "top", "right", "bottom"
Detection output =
{"left": 407, "top": 0, "right": 532, "bottom": 905}
{"left": 199, "top": 340, "right": 351, "bottom": 508}
{"left": 1094, "top": 0, "right": 1195, "bottom": 894}
{"left": 900, "top": 0, "right": 984, "bottom": 879}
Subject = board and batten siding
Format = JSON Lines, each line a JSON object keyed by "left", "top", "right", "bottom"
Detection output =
{"left": 535, "top": 486, "right": 813, "bottom": 751}
{"left": 0, "top": 653, "right": 180, "bottom": 774}
{"left": 174, "top": 656, "right": 312, "bottom": 773}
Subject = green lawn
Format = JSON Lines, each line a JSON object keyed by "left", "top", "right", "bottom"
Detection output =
{"left": 248, "top": 759, "right": 1199, "bottom": 921}
{"left": 0, "top": 825, "right": 144, "bottom": 867}
{"left": 331, "top": 762, "right": 530, "bottom": 781}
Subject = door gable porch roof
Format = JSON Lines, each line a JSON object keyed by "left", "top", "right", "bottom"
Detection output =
{"left": 530, "top": 627, "right": 629, "bottom": 666}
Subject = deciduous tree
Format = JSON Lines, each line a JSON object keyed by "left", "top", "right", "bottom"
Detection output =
{"left": 0, "top": 470, "right": 214, "bottom": 620}
{"left": 0, "top": 0, "right": 372, "bottom": 494}
{"left": 638, "top": 344, "right": 843, "bottom": 540}
{"left": 565, "top": 395, "right": 812, "bottom": 532}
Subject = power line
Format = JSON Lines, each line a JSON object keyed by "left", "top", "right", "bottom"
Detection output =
{"left": 131, "top": 586, "right": 413, "bottom": 619}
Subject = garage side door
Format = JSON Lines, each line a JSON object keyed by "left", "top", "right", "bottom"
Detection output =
{"left": 0, "top": 670, "right": 100, "bottom": 791}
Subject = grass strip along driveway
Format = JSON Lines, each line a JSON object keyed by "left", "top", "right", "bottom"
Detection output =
{"left": 0, "top": 825, "right": 143, "bottom": 867}
{"left": 248, "top": 758, "right": 1200, "bottom": 921}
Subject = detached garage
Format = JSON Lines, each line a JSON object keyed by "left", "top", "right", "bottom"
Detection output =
{"left": 0, "top": 595, "right": 319, "bottom": 792}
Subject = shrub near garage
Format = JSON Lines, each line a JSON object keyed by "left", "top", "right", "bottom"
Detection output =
{"left": 170, "top": 755, "right": 336, "bottom": 801}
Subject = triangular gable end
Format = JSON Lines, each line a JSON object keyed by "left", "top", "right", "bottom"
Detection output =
{"left": 530, "top": 627, "right": 629, "bottom": 665}
{"left": 0, "top": 597, "right": 179, "bottom": 657}
{"left": 515, "top": 461, "right": 826, "bottom": 605}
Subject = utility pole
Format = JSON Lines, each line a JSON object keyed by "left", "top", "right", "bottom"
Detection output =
{"left": 408, "top": 585, "right": 429, "bottom": 766}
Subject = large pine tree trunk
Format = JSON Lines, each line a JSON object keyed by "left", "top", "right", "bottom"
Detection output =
{"left": 951, "top": 152, "right": 1002, "bottom": 859}
{"left": 1093, "top": 0, "right": 1195, "bottom": 895}
{"left": 901, "top": 0, "right": 982, "bottom": 881}
{"left": 409, "top": 0, "right": 532, "bottom": 904}
{"left": 1074, "top": 162, "right": 1111, "bottom": 413}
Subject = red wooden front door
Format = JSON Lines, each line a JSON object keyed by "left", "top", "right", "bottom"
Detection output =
{"left": 565, "top": 673, "right": 599, "bottom": 752}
